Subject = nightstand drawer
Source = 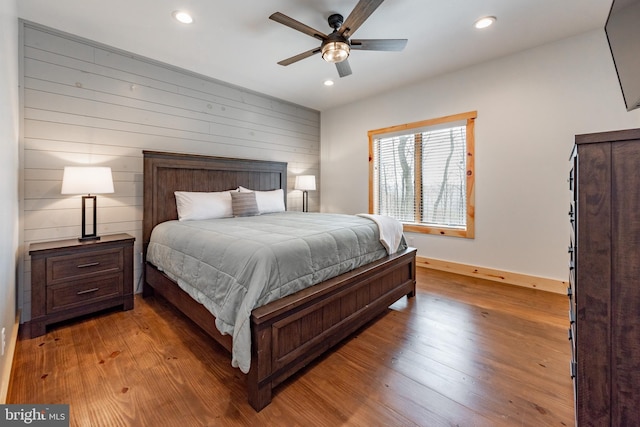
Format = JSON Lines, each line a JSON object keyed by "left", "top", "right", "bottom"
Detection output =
{"left": 46, "top": 273, "right": 123, "bottom": 313}
{"left": 47, "top": 248, "right": 123, "bottom": 284}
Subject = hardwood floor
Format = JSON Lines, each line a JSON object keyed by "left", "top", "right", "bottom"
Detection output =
{"left": 8, "top": 268, "right": 574, "bottom": 426}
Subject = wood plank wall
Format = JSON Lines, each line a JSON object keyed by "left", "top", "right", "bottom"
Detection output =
{"left": 19, "top": 22, "right": 320, "bottom": 322}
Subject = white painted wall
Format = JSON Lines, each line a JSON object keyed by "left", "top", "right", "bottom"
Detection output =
{"left": 321, "top": 29, "right": 640, "bottom": 281}
{"left": 0, "top": 0, "right": 20, "bottom": 399}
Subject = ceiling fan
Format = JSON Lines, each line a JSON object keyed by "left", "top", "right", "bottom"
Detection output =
{"left": 269, "top": 0, "right": 407, "bottom": 78}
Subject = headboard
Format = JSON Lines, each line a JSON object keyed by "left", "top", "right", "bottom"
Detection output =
{"left": 143, "top": 150, "right": 288, "bottom": 249}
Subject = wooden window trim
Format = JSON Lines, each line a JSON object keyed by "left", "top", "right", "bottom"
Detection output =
{"left": 368, "top": 111, "right": 476, "bottom": 238}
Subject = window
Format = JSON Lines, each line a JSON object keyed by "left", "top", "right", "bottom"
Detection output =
{"left": 368, "top": 111, "right": 476, "bottom": 238}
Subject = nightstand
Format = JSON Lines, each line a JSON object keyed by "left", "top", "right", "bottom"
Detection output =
{"left": 28, "top": 233, "right": 135, "bottom": 338}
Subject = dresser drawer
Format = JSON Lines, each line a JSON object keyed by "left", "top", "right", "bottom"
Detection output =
{"left": 568, "top": 267, "right": 575, "bottom": 293}
{"left": 568, "top": 202, "right": 575, "bottom": 228}
{"left": 46, "top": 273, "right": 123, "bottom": 313}
{"left": 47, "top": 247, "right": 123, "bottom": 284}
{"left": 568, "top": 165, "right": 575, "bottom": 192}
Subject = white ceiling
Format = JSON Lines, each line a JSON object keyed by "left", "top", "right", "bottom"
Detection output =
{"left": 18, "top": 0, "right": 612, "bottom": 111}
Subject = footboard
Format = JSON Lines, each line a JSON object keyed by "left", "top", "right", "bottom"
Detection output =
{"left": 247, "top": 247, "right": 417, "bottom": 411}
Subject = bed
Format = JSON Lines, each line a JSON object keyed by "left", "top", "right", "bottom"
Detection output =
{"left": 142, "top": 150, "right": 417, "bottom": 411}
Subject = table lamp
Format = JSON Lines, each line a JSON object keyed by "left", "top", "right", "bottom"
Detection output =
{"left": 61, "top": 166, "right": 114, "bottom": 241}
{"left": 294, "top": 175, "right": 316, "bottom": 212}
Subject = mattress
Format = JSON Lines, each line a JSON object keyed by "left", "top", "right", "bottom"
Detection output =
{"left": 146, "top": 211, "right": 405, "bottom": 373}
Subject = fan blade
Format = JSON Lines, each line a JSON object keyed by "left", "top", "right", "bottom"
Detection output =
{"left": 336, "top": 60, "right": 352, "bottom": 78}
{"left": 277, "top": 47, "right": 322, "bottom": 66}
{"left": 338, "top": 0, "right": 385, "bottom": 38}
{"left": 269, "top": 12, "right": 328, "bottom": 41}
{"left": 350, "top": 39, "right": 407, "bottom": 51}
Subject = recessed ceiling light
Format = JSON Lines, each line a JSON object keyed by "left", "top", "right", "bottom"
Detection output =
{"left": 474, "top": 16, "right": 496, "bottom": 29}
{"left": 323, "top": 80, "right": 334, "bottom": 86}
{"left": 173, "top": 10, "right": 193, "bottom": 24}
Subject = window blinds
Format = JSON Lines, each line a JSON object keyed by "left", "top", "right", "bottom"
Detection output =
{"left": 374, "top": 124, "right": 467, "bottom": 228}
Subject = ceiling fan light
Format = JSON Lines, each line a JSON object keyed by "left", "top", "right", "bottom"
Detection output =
{"left": 322, "top": 41, "right": 350, "bottom": 63}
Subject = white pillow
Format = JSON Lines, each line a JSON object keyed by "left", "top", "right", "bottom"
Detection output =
{"left": 238, "top": 186, "right": 285, "bottom": 214}
{"left": 174, "top": 191, "right": 233, "bottom": 221}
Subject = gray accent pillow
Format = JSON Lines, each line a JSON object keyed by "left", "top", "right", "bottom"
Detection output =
{"left": 231, "top": 191, "right": 260, "bottom": 217}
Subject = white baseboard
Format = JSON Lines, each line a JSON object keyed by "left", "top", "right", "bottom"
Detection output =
{"left": 0, "top": 310, "right": 20, "bottom": 404}
{"left": 416, "top": 256, "right": 567, "bottom": 294}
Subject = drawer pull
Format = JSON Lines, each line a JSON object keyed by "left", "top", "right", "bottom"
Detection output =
{"left": 77, "top": 287, "right": 100, "bottom": 295}
{"left": 77, "top": 262, "right": 100, "bottom": 268}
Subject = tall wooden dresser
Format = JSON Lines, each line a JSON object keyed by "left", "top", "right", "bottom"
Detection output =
{"left": 569, "top": 127, "right": 640, "bottom": 425}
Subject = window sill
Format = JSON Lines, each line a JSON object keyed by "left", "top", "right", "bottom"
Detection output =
{"left": 403, "top": 223, "right": 474, "bottom": 239}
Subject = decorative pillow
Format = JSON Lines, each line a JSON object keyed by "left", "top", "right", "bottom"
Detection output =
{"left": 174, "top": 191, "right": 233, "bottom": 221}
{"left": 237, "top": 186, "right": 285, "bottom": 214}
{"left": 231, "top": 191, "right": 260, "bottom": 217}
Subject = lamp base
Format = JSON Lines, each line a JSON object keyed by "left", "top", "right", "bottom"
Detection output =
{"left": 80, "top": 195, "right": 100, "bottom": 242}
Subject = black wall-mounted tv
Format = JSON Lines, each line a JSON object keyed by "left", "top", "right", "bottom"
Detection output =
{"left": 605, "top": 0, "right": 640, "bottom": 111}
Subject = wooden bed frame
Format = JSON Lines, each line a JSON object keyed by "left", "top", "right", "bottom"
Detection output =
{"left": 142, "top": 150, "right": 417, "bottom": 411}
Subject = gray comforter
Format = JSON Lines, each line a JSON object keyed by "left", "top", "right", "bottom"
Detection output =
{"left": 146, "top": 211, "right": 404, "bottom": 373}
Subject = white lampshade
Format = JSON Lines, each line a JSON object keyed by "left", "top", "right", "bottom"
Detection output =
{"left": 295, "top": 175, "right": 316, "bottom": 191}
{"left": 61, "top": 167, "right": 114, "bottom": 195}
